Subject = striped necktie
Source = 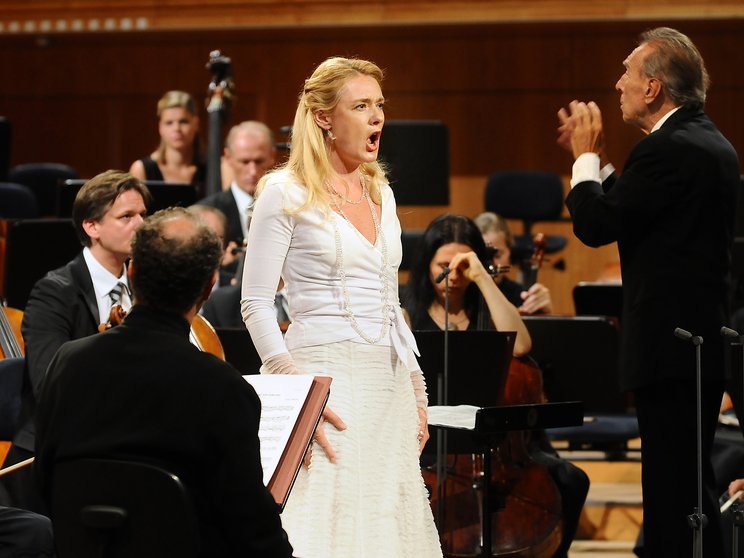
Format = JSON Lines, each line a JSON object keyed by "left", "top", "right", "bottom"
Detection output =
{"left": 108, "top": 282, "right": 128, "bottom": 307}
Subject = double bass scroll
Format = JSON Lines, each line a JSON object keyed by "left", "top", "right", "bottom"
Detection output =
{"left": 204, "top": 50, "right": 235, "bottom": 197}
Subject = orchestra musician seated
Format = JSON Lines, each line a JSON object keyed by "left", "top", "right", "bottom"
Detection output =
{"left": 0, "top": 170, "right": 150, "bottom": 514}
{"left": 34, "top": 207, "right": 294, "bottom": 557}
{"left": 402, "top": 213, "right": 588, "bottom": 558}
{"left": 198, "top": 121, "right": 277, "bottom": 253}
{"left": 128, "top": 90, "right": 207, "bottom": 195}
{"left": 473, "top": 211, "right": 553, "bottom": 315}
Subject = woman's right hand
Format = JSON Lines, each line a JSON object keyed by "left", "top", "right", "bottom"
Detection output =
{"left": 305, "top": 406, "right": 347, "bottom": 466}
{"left": 448, "top": 251, "right": 489, "bottom": 284}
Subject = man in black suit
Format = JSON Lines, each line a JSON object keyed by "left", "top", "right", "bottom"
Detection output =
{"left": 34, "top": 207, "right": 294, "bottom": 557}
{"left": 199, "top": 120, "right": 277, "bottom": 249}
{"left": 1, "top": 170, "right": 150, "bottom": 512}
{"left": 558, "top": 27, "right": 740, "bottom": 557}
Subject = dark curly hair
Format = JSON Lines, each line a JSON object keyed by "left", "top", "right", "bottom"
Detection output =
{"left": 130, "top": 207, "right": 223, "bottom": 314}
{"left": 404, "top": 213, "right": 489, "bottom": 327}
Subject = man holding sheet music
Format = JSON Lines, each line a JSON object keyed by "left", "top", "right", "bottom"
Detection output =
{"left": 34, "top": 208, "right": 293, "bottom": 557}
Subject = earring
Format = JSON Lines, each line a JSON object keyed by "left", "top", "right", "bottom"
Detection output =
{"left": 327, "top": 129, "right": 336, "bottom": 141}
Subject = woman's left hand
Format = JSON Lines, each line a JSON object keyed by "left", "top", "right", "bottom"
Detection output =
{"left": 417, "top": 407, "right": 430, "bottom": 455}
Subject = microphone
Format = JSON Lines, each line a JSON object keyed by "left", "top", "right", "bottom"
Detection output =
{"left": 721, "top": 326, "right": 741, "bottom": 339}
{"left": 435, "top": 267, "right": 451, "bottom": 284}
{"left": 675, "top": 327, "right": 703, "bottom": 346}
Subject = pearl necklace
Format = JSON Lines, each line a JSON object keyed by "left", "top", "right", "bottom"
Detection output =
{"left": 330, "top": 183, "right": 392, "bottom": 345}
{"left": 327, "top": 172, "right": 366, "bottom": 205}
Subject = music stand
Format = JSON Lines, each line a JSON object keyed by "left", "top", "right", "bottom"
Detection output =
{"left": 572, "top": 282, "right": 623, "bottom": 324}
{"left": 57, "top": 180, "right": 197, "bottom": 217}
{"left": 377, "top": 120, "right": 449, "bottom": 206}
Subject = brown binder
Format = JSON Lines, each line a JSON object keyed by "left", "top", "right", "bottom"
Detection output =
{"left": 254, "top": 375, "right": 332, "bottom": 509}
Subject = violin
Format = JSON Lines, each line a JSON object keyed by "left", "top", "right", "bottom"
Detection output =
{"left": 98, "top": 304, "right": 225, "bottom": 360}
{"left": 0, "top": 303, "right": 24, "bottom": 358}
{"left": 423, "top": 233, "right": 562, "bottom": 557}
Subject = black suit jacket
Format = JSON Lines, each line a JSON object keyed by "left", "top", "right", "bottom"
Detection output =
{"left": 199, "top": 189, "right": 244, "bottom": 246}
{"left": 34, "top": 305, "right": 293, "bottom": 558}
{"left": 202, "top": 284, "right": 243, "bottom": 328}
{"left": 566, "top": 107, "right": 740, "bottom": 391}
{"left": 15, "top": 253, "right": 99, "bottom": 451}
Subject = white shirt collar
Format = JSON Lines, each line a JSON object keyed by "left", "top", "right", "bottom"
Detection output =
{"left": 83, "top": 247, "right": 130, "bottom": 323}
{"left": 651, "top": 106, "right": 681, "bottom": 133}
{"left": 230, "top": 182, "right": 255, "bottom": 239}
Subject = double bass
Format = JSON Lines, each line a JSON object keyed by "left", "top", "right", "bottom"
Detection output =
{"left": 425, "top": 234, "right": 563, "bottom": 558}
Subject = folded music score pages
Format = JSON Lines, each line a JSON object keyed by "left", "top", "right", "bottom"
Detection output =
{"left": 243, "top": 374, "right": 331, "bottom": 509}
{"left": 427, "top": 405, "right": 481, "bottom": 430}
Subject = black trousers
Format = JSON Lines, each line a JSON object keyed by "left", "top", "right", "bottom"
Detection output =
{"left": 634, "top": 378, "right": 725, "bottom": 558}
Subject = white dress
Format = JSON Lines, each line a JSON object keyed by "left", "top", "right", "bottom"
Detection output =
{"left": 241, "top": 170, "right": 442, "bottom": 558}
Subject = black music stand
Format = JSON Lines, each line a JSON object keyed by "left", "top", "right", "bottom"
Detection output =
{"left": 522, "top": 316, "right": 638, "bottom": 458}
{"left": 414, "top": 330, "right": 514, "bottom": 456}
{"left": 429, "top": 402, "right": 583, "bottom": 557}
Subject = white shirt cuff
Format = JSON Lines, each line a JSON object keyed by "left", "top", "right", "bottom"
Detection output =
{"left": 570, "top": 153, "right": 601, "bottom": 188}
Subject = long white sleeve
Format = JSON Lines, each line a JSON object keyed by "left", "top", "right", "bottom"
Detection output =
{"left": 240, "top": 178, "right": 294, "bottom": 363}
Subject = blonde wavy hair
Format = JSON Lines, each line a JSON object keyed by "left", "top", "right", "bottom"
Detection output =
{"left": 258, "top": 57, "right": 386, "bottom": 213}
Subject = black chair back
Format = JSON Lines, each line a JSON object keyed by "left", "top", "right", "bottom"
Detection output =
{"left": 3, "top": 219, "right": 81, "bottom": 309}
{"left": 0, "top": 182, "right": 38, "bottom": 219}
{"left": 51, "top": 458, "right": 199, "bottom": 558}
{"left": 8, "top": 163, "right": 79, "bottom": 216}
{"left": 484, "top": 170, "right": 568, "bottom": 255}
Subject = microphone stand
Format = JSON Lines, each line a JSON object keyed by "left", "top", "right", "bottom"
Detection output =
{"left": 675, "top": 327, "right": 706, "bottom": 558}
{"left": 721, "top": 326, "right": 744, "bottom": 558}
{"left": 434, "top": 267, "right": 451, "bottom": 536}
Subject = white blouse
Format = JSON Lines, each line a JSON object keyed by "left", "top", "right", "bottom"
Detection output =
{"left": 240, "top": 170, "right": 420, "bottom": 372}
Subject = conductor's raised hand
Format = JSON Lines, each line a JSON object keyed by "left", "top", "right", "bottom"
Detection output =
{"left": 567, "top": 100, "right": 604, "bottom": 159}
{"left": 306, "top": 405, "right": 347, "bottom": 466}
{"left": 556, "top": 105, "right": 575, "bottom": 154}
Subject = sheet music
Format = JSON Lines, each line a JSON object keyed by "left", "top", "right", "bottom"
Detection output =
{"left": 427, "top": 405, "right": 481, "bottom": 430}
{"left": 244, "top": 375, "right": 314, "bottom": 486}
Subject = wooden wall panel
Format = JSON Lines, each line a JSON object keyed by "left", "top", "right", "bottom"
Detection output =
{"left": 1, "top": 19, "right": 743, "bottom": 313}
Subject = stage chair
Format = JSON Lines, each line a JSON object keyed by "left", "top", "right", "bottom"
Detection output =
{"left": 523, "top": 315, "right": 639, "bottom": 460}
{"left": 0, "top": 182, "right": 39, "bottom": 219}
{"left": 51, "top": 458, "right": 199, "bottom": 558}
{"left": 3, "top": 218, "right": 80, "bottom": 309}
{"left": 484, "top": 170, "right": 568, "bottom": 260}
{"left": 8, "top": 162, "right": 79, "bottom": 217}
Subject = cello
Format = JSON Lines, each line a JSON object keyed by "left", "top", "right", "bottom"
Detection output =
{"left": 424, "top": 233, "right": 563, "bottom": 558}
{"left": 0, "top": 303, "right": 24, "bottom": 358}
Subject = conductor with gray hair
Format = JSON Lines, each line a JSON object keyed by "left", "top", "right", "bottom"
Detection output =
{"left": 557, "top": 27, "right": 740, "bottom": 557}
